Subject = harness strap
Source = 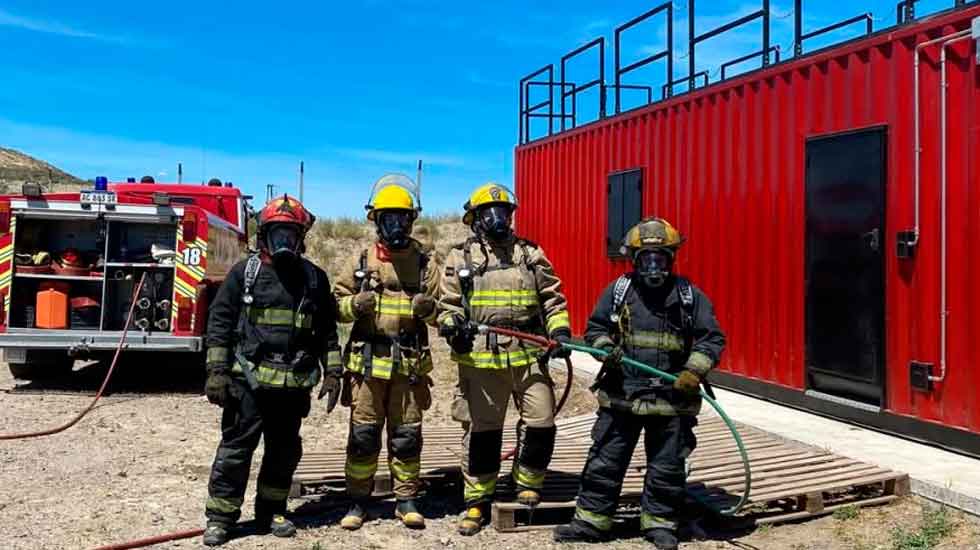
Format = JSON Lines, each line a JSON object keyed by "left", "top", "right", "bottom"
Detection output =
{"left": 609, "top": 274, "right": 633, "bottom": 324}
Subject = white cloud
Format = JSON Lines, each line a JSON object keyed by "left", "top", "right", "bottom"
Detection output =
{"left": 0, "top": 8, "right": 140, "bottom": 44}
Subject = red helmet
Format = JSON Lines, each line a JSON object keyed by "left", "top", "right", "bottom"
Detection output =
{"left": 257, "top": 194, "right": 314, "bottom": 231}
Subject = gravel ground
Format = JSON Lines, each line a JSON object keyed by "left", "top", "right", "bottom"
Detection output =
{"left": 1, "top": 351, "right": 978, "bottom": 550}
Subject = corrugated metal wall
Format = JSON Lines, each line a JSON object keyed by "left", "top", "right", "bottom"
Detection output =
{"left": 515, "top": 6, "right": 980, "bottom": 435}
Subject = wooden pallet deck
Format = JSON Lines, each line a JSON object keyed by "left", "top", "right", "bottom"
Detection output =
{"left": 293, "top": 413, "right": 909, "bottom": 530}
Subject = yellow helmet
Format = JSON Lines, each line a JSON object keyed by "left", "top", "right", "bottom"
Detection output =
{"left": 365, "top": 174, "right": 420, "bottom": 221}
{"left": 462, "top": 183, "right": 518, "bottom": 225}
{"left": 621, "top": 217, "right": 684, "bottom": 256}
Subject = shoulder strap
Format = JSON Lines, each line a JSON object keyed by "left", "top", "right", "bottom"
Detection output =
{"left": 676, "top": 276, "right": 696, "bottom": 336}
{"left": 609, "top": 274, "right": 633, "bottom": 324}
{"left": 302, "top": 259, "right": 318, "bottom": 292}
{"left": 242, "top": 254, "right": 262, "bottom": 305}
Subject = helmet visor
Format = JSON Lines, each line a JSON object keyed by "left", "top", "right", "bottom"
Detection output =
{"left": 633, "top": 249, "right": 673, "bottom": 286}
{"left": 477, "top": 204, "right": 513, "bottom": 235}
{"left": 266, "top": 223, "right": 301, "bottom": 256}
{"left": 378, "top": 210, "right": 414, "bottom": 248}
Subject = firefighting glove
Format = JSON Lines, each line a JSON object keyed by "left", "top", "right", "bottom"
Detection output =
{"left": 673, "top": 370, "right": 702, "bottom": 396}
{"left": 352, "top": 291, "right": 377, "bottom": 319}
{"left": 549, "top": 329, "right": 573, "bottom": 359}
{"left": 411, "top": 294, "right": 436, "bottom": 319}
{"left": 205, "top": 370, "right": 232, "bottom": 407}
{"left": 318, "top": 366, "right": 344, "bottom": 413}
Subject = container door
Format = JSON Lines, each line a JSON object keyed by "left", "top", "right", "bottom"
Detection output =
{"left": 804, "top": 128, "right": 886, "bottom": 406}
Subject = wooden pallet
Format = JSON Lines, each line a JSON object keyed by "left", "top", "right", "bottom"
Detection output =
{"left": 292, "top": 413, "right": 910, "bottom": 531}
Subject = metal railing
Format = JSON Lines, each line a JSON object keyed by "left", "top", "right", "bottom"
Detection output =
{"left": 615, "top": 2, "right": 673, "bottom": 114}
{"left": 560, "top": 38, "right": 605, "bottom": 131}
{"left": 720, "top": 47, "right": 782, "bottom": 80}
{"left": 689, "top": 0, "right": 771, "bottom": 89}
{"left": 517, "top": 0, "right": 979, "bottom": 144}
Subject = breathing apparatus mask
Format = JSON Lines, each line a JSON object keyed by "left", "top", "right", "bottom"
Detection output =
{"left": 634, "top": 248, "right": 674, "bottom": 288}
{"left": 265, "top": 223, "right": 303, "bottom": 264}
{"left": 476, "top": 204, "right": 514, "bottom": 242}
{"left": 377, "top": 210, "right": 414, "bottom": 250}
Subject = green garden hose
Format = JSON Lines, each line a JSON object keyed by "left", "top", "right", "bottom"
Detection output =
{"left": 479, "top": 325, "right": 751, "bottom": 516}
{"left": 562, "top": 341, "right": 751, "bottom": 516}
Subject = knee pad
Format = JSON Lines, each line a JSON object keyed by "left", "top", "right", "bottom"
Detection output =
{"left": 518, "top": 425, "right": 557, "bottom": 471}
{"left": 389, "top": 423, "right": 422, "bottom": 460}
{"left": 467, "top": 429, "right": 503, "bottom": 475}
{"left": 348, "top": 423, "right": 382, "bottom": 458}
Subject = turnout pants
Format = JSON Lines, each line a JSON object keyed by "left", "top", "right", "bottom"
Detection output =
{"left": 344, "top": 373, "right": 431, "bottom": 500}
{"left": 206, "top": 378, "right": 311, "bottom": 525}
{"left": 573, "top": 408, "right": 697, "bottom": 533}
{"left": 454, "top": 359, "right": 557, "bottom": 506}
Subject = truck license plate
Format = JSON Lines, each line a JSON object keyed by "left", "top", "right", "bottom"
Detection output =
{"left": 80, "top": 191, "right": 117, "bottom": 205}
{"left": 2, "top": 349, "right": 26, "bottom": 363}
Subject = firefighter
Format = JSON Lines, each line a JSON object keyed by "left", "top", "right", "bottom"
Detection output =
{"left": 553, "top": 218, "right": 725, "bottom": 550}
{"left": 439, "top": 183, "right": 572, "bottom": 536}
{"left": 334, "top": 174, "right": 440, "bottom": 531}
{"left": 202, "top": 195, "right": 342, "bottom": 547}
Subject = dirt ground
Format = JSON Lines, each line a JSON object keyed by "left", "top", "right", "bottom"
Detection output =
{"left": 1, "top": 351, "right": 978, "bottom": 550}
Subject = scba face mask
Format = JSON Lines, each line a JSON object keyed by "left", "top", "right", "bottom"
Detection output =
{"left": 266, "top": 224, "right": 302, "bottom": 261}
{"left": 477, "top": 205, "right": 513, "bottom": 241}
{"left": 634, "top": 249, "right": 674, "bottom": 288}
{"left": 377, "top": 210, "right": 414, "bottom": 249}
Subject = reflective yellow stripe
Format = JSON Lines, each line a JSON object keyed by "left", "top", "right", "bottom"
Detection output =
{"left": 471, "top": 290, "right": 537, "bottom": 298}
{"left": 345, "top": 458, "right": 378, "bottom": 481}
{"left": 239, "top": 359, "right": 320, "bottom": 389}
{"left": 248, "top": 307, "right": 310, "bottom": 328}
{"left": 640, "top": 512, "right": 676, "bottom": 530}
{"left": 256, "top": 483, "right": 290, "bottom": 502}
{"left": 625, "top": 331, "right": 684, "bottom": 351}
{"left": 463, "top": 477, "right": 497, "bottom": 503}
{"left": 574, "top": 507, "right": 613, "bottom": 532}
{"left": 207, "top": 347, "right": 229, "bottom": 364}
{"left": 346, "top": 352, "right": 433, "bottom": 379}
{"left": 546, "top": 311, "right": 570, "bottom": 333}
{"left": 206, "top": 496, "right": 243, "bottom": 515}
{"left": 323, "top": 350, "right": 343, "bottom": 369}
{"left": 686, "top": 351, "right": 714, "bottom": 377}
{"left": 338, "top": 296, "right": 356, "bottom": 323}
{"left": 452, "top": 348, "right": 544, "bottom": 369}
{"left": 469, "top": 289, "right": 539, "bottom": 307}
{"left": 390, "top": 459, "right": 421, "bottom": 482}
{"left": 376, "top": 296, "right": 413, "bottom": 317}
{"left": 512, "top": 464, "right": 545, "bottom": 489}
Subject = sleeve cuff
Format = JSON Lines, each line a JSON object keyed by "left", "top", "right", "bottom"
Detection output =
{"left": 546, "top": 310, "right": 571, "bottom": 334}
{"left": 206, "top": 346, "right": 229, "bottom": 365}
{"left": 685, "top": 351, "right": 714, "bottom": 377}
{"left": 337, "top": 296, "right": 356, "bottom": 323}
{"left": 590, "top": 335, "right": 616, "bottom": 351}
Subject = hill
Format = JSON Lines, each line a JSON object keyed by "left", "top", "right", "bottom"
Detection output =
{"left": 0, "top": 147, "right": 86, "bottom": 194}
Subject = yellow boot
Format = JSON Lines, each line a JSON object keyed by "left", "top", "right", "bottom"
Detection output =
{"left": 395, "top": 499, "right": 425, "bottom": 529}
{"left": 516, "top": 488, "right": 541, "bottom": 507}
{"left": 457, "top": 504, "right": 488, "bottom": 536}
{"left": 340, "top": 501, "right": 367, "bottom": 531}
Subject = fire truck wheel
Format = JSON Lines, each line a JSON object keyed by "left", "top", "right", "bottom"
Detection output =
{"left": 8, "top": 352, "right": 74, "bottom": 380}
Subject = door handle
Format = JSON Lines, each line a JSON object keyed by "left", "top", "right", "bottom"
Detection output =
{"left": 863, "top": 228, "right": 880, "bottom": 252}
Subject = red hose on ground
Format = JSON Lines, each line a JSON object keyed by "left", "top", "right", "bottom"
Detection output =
{"left": 485, "top": 325, "right": 573, "bottom": 463}
{"left": 0, "top": 273, "right": 147, "bottom": 441}
{"left": 91, "top": 529, "right": 203, "bottom": 550}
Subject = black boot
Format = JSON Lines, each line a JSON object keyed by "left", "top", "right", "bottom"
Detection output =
{"left": 202, "top": 522, "right": 230, "bottom": 546}
{"left": 255, "top": 514, "right": 297, "bottom": 538}
{"left": 644, "top": 528, "right": 678, "bottom": 550}
{"left": 553, "top": 520, "right": 607, "bottom": 543}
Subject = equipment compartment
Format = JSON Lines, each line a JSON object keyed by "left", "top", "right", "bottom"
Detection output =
{"left": 103, "top": 268, "right": 175, "bottom": 332}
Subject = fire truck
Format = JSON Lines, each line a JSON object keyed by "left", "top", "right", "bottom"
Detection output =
{"left": 0, "top": 177, "right": 249, "bottom": 379}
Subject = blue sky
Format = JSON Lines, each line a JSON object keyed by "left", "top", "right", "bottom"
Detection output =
{"left": 0, "top": 0, "right": 959, "bottom": 217}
